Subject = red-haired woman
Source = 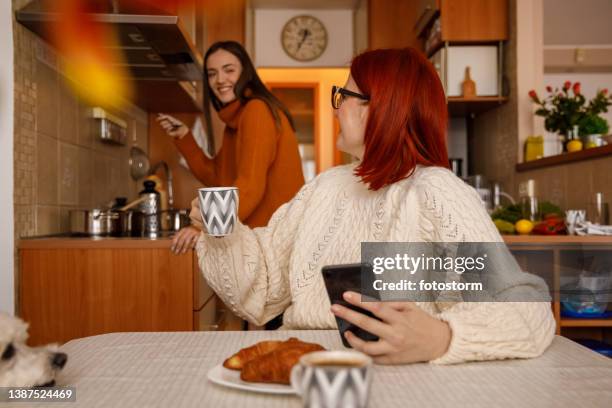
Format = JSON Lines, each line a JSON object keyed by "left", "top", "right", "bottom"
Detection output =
{"left": 190, "top": 48, "right": 555, "bottom": 365}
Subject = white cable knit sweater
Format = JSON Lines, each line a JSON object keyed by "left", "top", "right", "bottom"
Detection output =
{"left": 196, "top": 164, "right": 555, "bottom": 364}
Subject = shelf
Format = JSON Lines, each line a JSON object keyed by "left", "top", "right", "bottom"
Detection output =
{"left": 503, "top": 235, "right": 612, "bottom": 244}
{"left": 447, "top": 96, "right": 508, "bottom": 116}
{"left": 426, "top": 40, "right": 506, "bottom": 58}
{"left": 561, "top": 319, "right": 612, "bottom": 328}
{"left": 516, "top": 143, "right": 612, "bottom": 172}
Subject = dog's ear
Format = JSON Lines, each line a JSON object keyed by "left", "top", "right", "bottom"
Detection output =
{"left": 1, "top": 343, "right": 15, "bottom": 360}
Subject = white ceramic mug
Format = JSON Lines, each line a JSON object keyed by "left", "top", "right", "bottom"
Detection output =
{"left": 197, "top": 187, "right": 238, "bottom": 236}
{"left": 290, "top": 350, "right": 373, "bottom": 408}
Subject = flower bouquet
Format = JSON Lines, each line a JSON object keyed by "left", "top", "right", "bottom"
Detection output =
{"left": 528, "top": 82, "right": 611, "bottom": 149}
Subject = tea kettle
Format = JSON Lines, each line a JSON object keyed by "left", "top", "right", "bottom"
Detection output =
{"left": 138, "top": 180, "right": 161, "bottom": 237}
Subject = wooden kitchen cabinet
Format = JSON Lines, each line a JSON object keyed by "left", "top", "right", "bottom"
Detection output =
{"left": 269, "top": 84, "right": 319, "bottom": 180}
{"left": 420, "top": 0, "right": 508, "bottom": 56}
{"left": 18, "top": 238, "right": 221, "bottom": 346}
{"left": 439, "top": 0, "right": 508, "bottom": 42}
{"left": 368, "top": 0, "right": 421, "bottom": 49}
{"left": 505, "top": 235, "right": 612, "bottom": 344}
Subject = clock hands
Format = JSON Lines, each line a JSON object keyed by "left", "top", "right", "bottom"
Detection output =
{"left": 296, "top": 28, "right": 311, "bottom": 52}
{"left": 282, "top": 16, "right": 326, "bottom": 61}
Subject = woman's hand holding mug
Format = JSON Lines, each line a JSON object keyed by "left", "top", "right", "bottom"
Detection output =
{"left": 156, "top": 113, "right": 189, "bottom": 139}
{"left": 189, "top": 197, "right": 204, "bottom": 230}
{"left": 171, "top": 226, "right": 201, "bottom": 255}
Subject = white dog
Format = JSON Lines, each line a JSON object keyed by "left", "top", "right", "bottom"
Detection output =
{"left": 0, "top": 312, "right": 67, "bottom": 387}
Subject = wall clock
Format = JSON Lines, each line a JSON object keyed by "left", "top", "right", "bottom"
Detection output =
{"left": 281, "top": 15, "right": 328, "bottom": 62}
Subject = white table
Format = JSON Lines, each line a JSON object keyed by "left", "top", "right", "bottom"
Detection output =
{"left": 23, "top": 331, "right": 612, "bottom": 407}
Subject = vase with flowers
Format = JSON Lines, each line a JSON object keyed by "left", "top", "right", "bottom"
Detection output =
{"left": 528, "top": 82, "right": 611, "bottom": 152}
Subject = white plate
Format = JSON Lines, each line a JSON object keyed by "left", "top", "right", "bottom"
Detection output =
{"left": 207, "top": 364, "right": 296, "bottom": 395}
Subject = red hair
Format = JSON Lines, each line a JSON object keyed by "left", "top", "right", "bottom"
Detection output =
{"left": 350, "top": 48, "right": 449, "bottom": 190}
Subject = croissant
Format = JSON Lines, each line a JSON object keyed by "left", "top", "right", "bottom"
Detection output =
{"left": 223, "top": 340, "right": 284, "bottom": 370}
{"left": 240, "top": 340, "right": 325, "bottom": 384}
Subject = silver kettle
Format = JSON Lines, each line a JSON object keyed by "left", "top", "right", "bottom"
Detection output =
{"left": 138, "top": 180, "right": 161, "bottom": 237}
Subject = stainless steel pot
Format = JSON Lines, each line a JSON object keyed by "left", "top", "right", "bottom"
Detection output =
{"left": 116, "top": 210, "right": 146, "bottom": 237}
{"left": 161, "top": 209, "right": 190, "bottom": 232}
{"left": 69, "top": 209, "right": 121, "bottom": 236}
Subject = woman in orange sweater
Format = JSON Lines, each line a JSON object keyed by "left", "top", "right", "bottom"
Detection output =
{"left": 158, "top": 41, "right": 304, "bottom": 254}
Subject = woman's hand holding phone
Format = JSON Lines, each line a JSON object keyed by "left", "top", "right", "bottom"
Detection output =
{"left": 330, "top": 291, "right": 451, "bottom": 364}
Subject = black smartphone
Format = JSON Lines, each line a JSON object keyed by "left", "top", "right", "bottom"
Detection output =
{"left": 321, "top": 263, "right": 381, "bottom": 348}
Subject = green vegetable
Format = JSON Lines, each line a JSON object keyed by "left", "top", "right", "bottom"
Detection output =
{"left": 491, "top": 201, "right": 563, "bottom": 224}
{"left": 538, "top": 201, "right": 563, "bottom": 217}
{"left": 494, "top": 219, "right": 515, "bottom": 234}
{"left": 491, "top": 204, "right": 522, "bottom": 224}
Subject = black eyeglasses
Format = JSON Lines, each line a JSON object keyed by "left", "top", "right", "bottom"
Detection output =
{"left": 331, "top": 85, "right": 370, "bottom": 109}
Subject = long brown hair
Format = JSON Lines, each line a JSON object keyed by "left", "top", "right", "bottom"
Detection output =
{"left": 202, "top": 41, "right": 295, "bottom": 154}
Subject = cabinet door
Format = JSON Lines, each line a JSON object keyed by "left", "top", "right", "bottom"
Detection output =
{"left": 20, "top": 248, "right": 194, "bottom": 346}
{"left": 368, "top": 0, "right": 421, "bottom": 49}
{"left": 268, "top": 84, "right": 320, "bottom": 181}
{"left": 440, "top": 0, "right": 508, "bottom": 41}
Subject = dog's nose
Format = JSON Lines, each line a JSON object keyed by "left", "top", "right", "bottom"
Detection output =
{"left": 51, "top": 352, "right": 67, "bottom": 369}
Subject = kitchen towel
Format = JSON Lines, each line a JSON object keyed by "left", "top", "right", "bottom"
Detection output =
{"left": 575, "top": 221, "right": 612, "bottom": 236}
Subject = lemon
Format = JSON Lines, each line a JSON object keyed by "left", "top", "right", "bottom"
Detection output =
{"left": 515, "top": 219, "right": 534, "bottom": 235}
{"left": 567, "top": 139, "right": 583, "bottom": 153}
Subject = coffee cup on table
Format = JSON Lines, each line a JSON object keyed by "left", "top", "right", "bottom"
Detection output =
{"left": 197, "top": 187, "right": 239, "bottom": 237}
{"left": 291, "top": 350, "right": 373, "bottom": 408}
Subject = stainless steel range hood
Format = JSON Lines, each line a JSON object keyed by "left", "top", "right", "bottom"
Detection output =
{"left": 15, "top": 0, "right": 204, "bottom": 112}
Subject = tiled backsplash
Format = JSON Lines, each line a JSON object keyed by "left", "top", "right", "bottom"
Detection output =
{"left": 515, "top": 156, "right": 612, "bottom": 212}
{"left": 13, "top": 15, "right": 149, "bottom": 238}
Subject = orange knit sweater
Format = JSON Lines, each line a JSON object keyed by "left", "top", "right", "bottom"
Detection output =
{"left": 174, "top": 99, "right": 305, "bottom": 228}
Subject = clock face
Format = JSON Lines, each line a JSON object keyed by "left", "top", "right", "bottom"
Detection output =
{"left": 281, "top": 15, "right": 328, "bottom": 62}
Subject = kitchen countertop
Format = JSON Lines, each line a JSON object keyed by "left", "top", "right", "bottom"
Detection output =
{"left": 18, "top": 233, "right": 612, "bottom": 250}
{"left": 18, "top": 233, "right": 180, "bottom": 249}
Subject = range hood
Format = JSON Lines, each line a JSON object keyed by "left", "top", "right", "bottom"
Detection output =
{"left": 15, "top": 0, "right": 204, "bottom": 112}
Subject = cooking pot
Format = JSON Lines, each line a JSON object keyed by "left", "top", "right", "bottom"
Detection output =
{"left": 116, "top": 210, "right": 146, "bottom": 237}
{"left": 69, "top": 209, "right": 121, "bottom": 236}
{"left": 161, "top": 209, "right": 191, "bottom": 232}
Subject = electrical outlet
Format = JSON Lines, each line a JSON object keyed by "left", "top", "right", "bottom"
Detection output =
{"left": 575, "top": 48, "right": 586, "bottom": 64}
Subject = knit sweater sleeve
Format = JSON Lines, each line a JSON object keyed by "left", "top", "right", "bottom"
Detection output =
{"left": 194, "top": 180, "right": 316, "bottom": 326}
{"left": 233, "top": 99, "right": 279, "bottom": 221}
{"left": 411, "top": 168, "right": 556, "bottom": 365}
{"left": 173, "top": 132, "right": 217, "bottom": 186}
